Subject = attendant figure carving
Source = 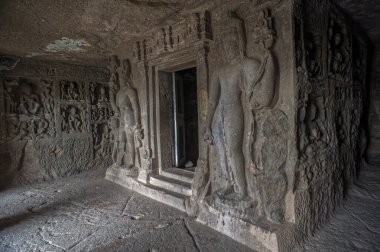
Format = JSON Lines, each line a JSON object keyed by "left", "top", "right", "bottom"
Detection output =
{"left": 41, "top": 80, "right": 54, "bottom": 114}
{"left": 68, "top": 107, "right": 82, "bottom": 133}
{"left": 112, "top": 58, "right": 142, "bottom": 171}
{"left": 67, "top": 82, "right": 79, "bottom": 100}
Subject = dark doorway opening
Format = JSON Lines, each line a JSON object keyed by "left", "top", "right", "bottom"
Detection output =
{"left": 172, "top": 67, "right": 198, "bottom": 169}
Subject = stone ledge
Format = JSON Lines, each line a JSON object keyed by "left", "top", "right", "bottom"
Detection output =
{"left": 197, "top": 204, "right": 279, "bottom": 252}
{"left": 105, "top": 166, "right": 187, "bottom": 212}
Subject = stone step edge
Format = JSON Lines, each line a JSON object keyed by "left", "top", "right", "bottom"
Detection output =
{"left": 160, "top": 168, "right": 194, "bottom": 184}
{"left": 105, "top": 167, "right": 187, "bottom": 212}
{"left": 150, "top": 175, "right": 192, "bottom": 197}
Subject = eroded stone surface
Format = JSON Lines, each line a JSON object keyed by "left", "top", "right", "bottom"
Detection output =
{"left": 0, "top": 0, "right": 377, "bottom": 251}
{"left": 0, "top": 58, "right": 112, "bottom": 188}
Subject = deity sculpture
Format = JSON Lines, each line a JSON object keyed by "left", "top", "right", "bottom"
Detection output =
{"left": 68, "top": 107, "right": 82, "bottom": 133}
{"left": 41, "top": 80, "right": 54, "bottom": 114}
{"left": 98, "top": 86, "right": 108, "bottom": 102}
{"left": 109, "top": 56, "right": 142, "bottom": 172}
{"left": 19, "top": 83, "right": 41, "bottom": 115}
{"left": 328, "top": 20, "right": 350, "bottom": 80}
{"left": 67, "top": 82, "right": 79, "bottom": 100}
{"left": 204, "top": 13, "right": 276, "bottom": 204}
{"left": 94, "top": 124, "right": 111, "bottom": 157}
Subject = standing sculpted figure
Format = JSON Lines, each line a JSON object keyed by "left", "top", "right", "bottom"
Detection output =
{"left": 204, "top": 15, "right": 275, "bottom": 200}
{"left": 110, "top": 56, "right": 142, "bottom": 171}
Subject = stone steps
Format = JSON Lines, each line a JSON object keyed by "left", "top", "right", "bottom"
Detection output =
{"left": 106, "top": 167, "right": 188, "bottom": 212}
{"left": 160, "top": 168, "right": 194, "bottom": 184}
{"left": 150, "top": 174, "right": 192, "bottom": 197}
{"left": 140, "top": 183, "right": 188, "bottom": 212}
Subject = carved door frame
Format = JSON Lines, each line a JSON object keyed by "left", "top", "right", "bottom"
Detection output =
{"left": 146, "top": 41, "right": 210, "bottom": 175}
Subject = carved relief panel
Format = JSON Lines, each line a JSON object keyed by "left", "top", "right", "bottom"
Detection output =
{"left": 60, "top": 80, "right": 86, "bottom": 101}
{"left": 195, "top": 5, "right": 290, "bottom": 224}
{"left": 89, "top": 81, "right": 114, "bottom": 158}
{"left": 1, "top": 77, "right": 56, "bottom": 142}
{"left": 293, "top": 0, "right": 367, "bottom": 237}
{"left": 60, "top": 104, "right": 88, "bottom": 134}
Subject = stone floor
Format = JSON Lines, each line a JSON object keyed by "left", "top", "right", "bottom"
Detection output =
{"left": 0, "top": 162, "right": 379, "bottom": 252}
{"left": 0, "top": 167, "right": 251, "bottom": 252}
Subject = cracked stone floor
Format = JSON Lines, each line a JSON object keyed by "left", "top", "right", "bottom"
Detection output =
{"left": 1, "top": 162, "right": 380, "bottom": 252}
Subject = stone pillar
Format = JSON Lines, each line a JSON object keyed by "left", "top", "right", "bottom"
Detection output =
{"left": 137, "top": 61, "right": 153, "bottom": 183}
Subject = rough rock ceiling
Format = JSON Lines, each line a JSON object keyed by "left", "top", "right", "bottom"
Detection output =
{"left": 0, "top": 0, "right": 378, "bottom": 66}
{"left": 0, "top": 0, "right": 198, "bottom": 65}
{"left": 334, "top": 0, "right": 380, "bottom": 43}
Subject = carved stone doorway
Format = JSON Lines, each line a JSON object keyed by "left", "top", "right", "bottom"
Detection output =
{"left": 150, "top": 66, "right": 198, "bottom": 197}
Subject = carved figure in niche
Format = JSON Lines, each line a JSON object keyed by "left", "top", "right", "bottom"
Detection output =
{"left": 60, "top": 82, "right": 66, "bottom": 99}
{"left": 67, "top": 82, "right": 79, "bottom": 100}
{"left": 41, "top": 80, "right": 54, "bottom": 114}
{"left": 98, "top": 86, "right": 108, "bottom": 102}
{"left": 204, "top": 12, "right": 276, "bottom": 201}
{"left": 68, "top": 107, "right": 82, "bottom": 133}
{"left": 300, "top": 97, "right": 327, "bottom": 159}
{"left": 112, "top": 58, "right": 142, "bottom": 171}
{"left": 19, "top": 83, "right": 41, "bottom": 115}
{"left": 94, "top": 124, "right": 111, "bottom": 157}
{"left": 80, "top": 106, "right": 88, "bottom": 131}
{"left": 305, "top": 33, "right": 322, "bottom": 78}
{"left": 89, "top": 83, "right": 96, "bottom": 104}
{"left": 328, "top": 19, "right": 350, "bottom": 80}
{"left": 61, "top": 81, "right": 85, "bottom": 101}
{"left": 4, "top": 84, "right": 17, "bottom": 114}
{"left": 6, "top": 115, "right": 20, "bottom": 140}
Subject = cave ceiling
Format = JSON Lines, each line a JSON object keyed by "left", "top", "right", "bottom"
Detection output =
{"left": 0, "top": 0, "right": 378, "bottom": 66}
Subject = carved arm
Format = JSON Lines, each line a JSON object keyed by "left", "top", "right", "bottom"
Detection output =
{"left": 204, "top": 71, "right": 220, "bottom": 144}
{"left": 250, "top": 49, "right": 276, "bottom": 109}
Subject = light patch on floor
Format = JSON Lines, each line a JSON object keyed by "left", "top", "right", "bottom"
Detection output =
{"left": 45, "top": 37, "right": 91, "bottom": 53}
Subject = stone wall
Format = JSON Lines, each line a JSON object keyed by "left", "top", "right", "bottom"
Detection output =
{"left": 104, "top": 0, "right": 369, "bottom": 250}
{"left": 0, "top": 58, "right": 111, "bottom": 189}
{"left": 293, "top": 0, "right": 369, "bottom": 244}
{"left": 366, "top": 43, "right": 380, "bottom": 163}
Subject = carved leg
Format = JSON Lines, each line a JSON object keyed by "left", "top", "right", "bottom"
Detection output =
{"left": 224, "top": 109, "right": 247, "bottom": 197}
{"left": 112, "top": 141, "right": 118, "bottom": 163}
{"left": 212, "top": 119, "right": 229, "bottom": 181}
{"left": 126, "top": 131, "right": 135, "bottom": 169}
{"left": 116, "top": 131, "right": 127, "bottom": 166}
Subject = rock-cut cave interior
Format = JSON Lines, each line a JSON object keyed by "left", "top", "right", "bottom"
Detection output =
{"left": 0, "top": 0, "right": 380, "bottom": 251}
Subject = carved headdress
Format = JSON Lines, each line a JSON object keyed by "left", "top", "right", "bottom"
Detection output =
{"left": 215, "top": 11, "right": 247, "bottom": 57}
